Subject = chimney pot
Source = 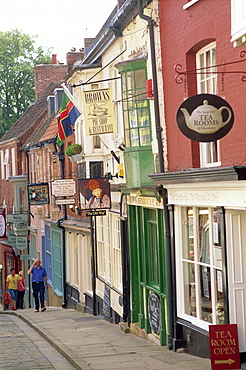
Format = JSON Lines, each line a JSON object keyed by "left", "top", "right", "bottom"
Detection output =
{"left": 52, "top": 54, "right": 58, "bottom": 64}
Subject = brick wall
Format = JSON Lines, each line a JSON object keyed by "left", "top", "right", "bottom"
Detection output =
{"left": 159, "top": 0, "right": 246, "bottom": 171}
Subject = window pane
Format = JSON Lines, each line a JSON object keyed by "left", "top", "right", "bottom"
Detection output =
{"left": 198, "top": 208, "right": 209, "bottom": 264}
{"left": 183, "top": 262, "right": 196, "bottom": 316}
{"left": 213, "top": 210, "right": 222, "bottom": 268}
{"left": 125, "top": 131, "right": 130, "bottom": 147}
{"left": 182, "top": 207, "right": 194, "bottom": 261}
{"left": 139, "top": 127, "right": 151, "bottom": 146}
{"left": 199, "top": 266, "right": 212, "bottom": 322}
{"left": 130, "top": 129, "right": 139, "bottom": 147}
{"left": 135, "top": 69, "right": 145, "bottom": 89}
{"left": 215, "top": 269, "right": 225, "bottom": 324}
{"left": 126, "top": 71, "right": 133, "bottom": 90}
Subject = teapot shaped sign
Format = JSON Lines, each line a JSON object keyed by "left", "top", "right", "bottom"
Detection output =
{"left": 176, "top": 94, "right": 234, "bottom": 142}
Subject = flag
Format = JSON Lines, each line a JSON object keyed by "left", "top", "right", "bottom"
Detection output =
{"left": 56, "top": 93, "right": 81, "bottom": 146}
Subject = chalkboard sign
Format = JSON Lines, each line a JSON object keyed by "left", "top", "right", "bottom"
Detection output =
{"left": 148, "top": 292, "right": 160, "bottom": 335}
{"left": 103, "top": 285, "right": 110, "bottom": 318}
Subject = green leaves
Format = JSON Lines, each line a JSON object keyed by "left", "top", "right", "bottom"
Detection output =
{"left": 0, "top": 29, "right": 52, "bottom": 138}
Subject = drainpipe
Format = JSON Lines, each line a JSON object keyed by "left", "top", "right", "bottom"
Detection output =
{"left": 25, "top": 150, "right": 31, "bottom": 308}
{"left": 138, "top": 0, "right": 175, "bottom": 349}
{"left": 57, "top": 144, "right": 67, "bottom": 308}
{"left": 138, "top": 0, "right": 164, "bottom": 173}
{"left": 58, "top": 217, "right": 67, "bottom": 308}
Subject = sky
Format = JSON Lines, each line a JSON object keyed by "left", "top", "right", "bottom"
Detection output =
{"left": 1, "top": 0, "right": 117, "bottom": 63}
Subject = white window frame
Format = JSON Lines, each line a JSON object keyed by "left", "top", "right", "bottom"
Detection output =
{"left": 11, "top": 147, "right": 16, "bottom": 176}
{"left": 0, "top": 150, "right": 4, "bottom": 179}
{"left": 231, "top": 0, "right": 246, "bottom": 46}
{"left": 176, "top": 206, "right": 224, "bottom": 330}
{"left": 96, "top": 213, "right": 122, "bottom": 292}
{"left": 196, "top": 43, "right": 221, "bottom": 168}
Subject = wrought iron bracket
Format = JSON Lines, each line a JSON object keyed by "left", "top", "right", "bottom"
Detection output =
{"left": 175, "top": 50, "right": 246, "bottom": 84}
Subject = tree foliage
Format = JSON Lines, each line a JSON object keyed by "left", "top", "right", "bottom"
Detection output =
{"left": 0, "top": 29, "right": 52, "bottom": 138}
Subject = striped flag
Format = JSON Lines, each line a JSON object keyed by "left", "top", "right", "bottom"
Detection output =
{"left": 56, "top": 93, "right": 80, "bottom": 146}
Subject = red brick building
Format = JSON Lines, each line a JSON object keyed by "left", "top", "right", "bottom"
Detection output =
{"left": 151, "top": 0, "right": 246, "bottom": 361}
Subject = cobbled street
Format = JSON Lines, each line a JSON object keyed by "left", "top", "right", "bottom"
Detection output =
{"left": 0, "top": 314, "right": 74, "bottom": 369}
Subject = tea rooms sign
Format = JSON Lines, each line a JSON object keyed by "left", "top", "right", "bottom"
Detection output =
{"left": 176, "top": 94, "right": 234, "bottom": 142}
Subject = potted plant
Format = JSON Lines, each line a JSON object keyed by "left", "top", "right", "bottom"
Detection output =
{"left": 66, "top": 144, "right": 83, "bottom": 162}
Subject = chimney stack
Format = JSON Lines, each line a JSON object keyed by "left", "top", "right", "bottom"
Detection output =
{"left": 66, "top": 49, "right": 84, "bottom": 72}
{"left": 52, "top": 54, "right": 58, "bottom": 64}
{"left": 34, "top": 55, "right": 67, "bottom": 99}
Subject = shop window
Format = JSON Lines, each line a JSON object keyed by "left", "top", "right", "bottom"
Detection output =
{"left": 179, "top": 206, "right": 225, "bottom": 327}
{"left": 119, "top": 60, "right": 151, "bottom": 149}
{"left": 196, "top": 43, "right": 221, "bottom": 167}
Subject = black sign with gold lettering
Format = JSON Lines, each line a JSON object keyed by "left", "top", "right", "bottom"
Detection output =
{"left": 176, "top": 94, "right": 234, "bottom": 142}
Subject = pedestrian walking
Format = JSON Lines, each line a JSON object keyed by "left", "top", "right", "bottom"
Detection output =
{"left": 6, "top": 268, "right": 19, "bottom": 311}
{"left": 16, "top": 271, "right": 26, "bottom": 309}
{"left": 28, "top": 259, "right": 48, "bottom": 312}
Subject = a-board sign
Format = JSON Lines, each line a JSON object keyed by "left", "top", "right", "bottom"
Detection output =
{"left": 209, "top": 324, "right": 240, "bottom": 370}
{"left": 148, "top": 292, "right": 160, "bottom": 336}
{"left": 103, "top": 285, "right": 110, "bottom": 318}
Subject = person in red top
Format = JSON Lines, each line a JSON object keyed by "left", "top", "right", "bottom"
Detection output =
{"left": 17, "top": 271, "right": 26, "bottom": 309}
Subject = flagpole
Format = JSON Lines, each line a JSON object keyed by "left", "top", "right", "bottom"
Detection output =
{"left": 61, "top": 83, "right": 82, "bottom": 114}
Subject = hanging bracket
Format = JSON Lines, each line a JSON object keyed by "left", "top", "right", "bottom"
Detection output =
{"left": 174, "top": 50, "right": 246, "bottom": 84}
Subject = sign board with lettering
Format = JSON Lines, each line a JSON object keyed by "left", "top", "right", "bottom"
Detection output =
{"left": 82, "top": 88, "right": 116, "bottom": 136}
{"left": 148, "top": 292, "right": 160, "bottom": 336}
{"left": 176, "top": 94, "right": 234, "bottom": 142}
{"left": 86, "top": 210, "right": 106, "bottom": 217}
{"left": 51, "top": 179, "right": 76, "bottom": 197}
{"left": 16, "top": 236, "right": 28, "bottom": 250}
{"left": 209, "top": 324, "right": 240, "bottom": 370}
{"left": 7, "top": 213, "right": 28, "bottom": 223}
{"left": 103, "top": 285, "right": 111, "bottom": 318}
{"left": 55, "top": 198, "right": 75, "bottom": 205}
{"left": 7, "top": 230, "right": 16, "bottom": 245}
{"left": 20, "top": 254, "right": 30, "bottom": 260}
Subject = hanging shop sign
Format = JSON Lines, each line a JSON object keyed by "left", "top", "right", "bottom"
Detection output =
{"left": 209, "top": 324, "right": 240, "bottom": 370}
{"left": 7, "top": 230, "right": 16, "bottom": 245}
{"left": 28, "top": 183, "right": 49, "bottom": 205}
{"left": 7, "top": 213, "right": 28, "bottom": 224}
{"left": 176, "top": 94, "right": 234, "bottom": 142}
{"left": 79, "top": 178, "right": 111, "bottom": 210}
{"left": 51, "top": 179, "right": 76, "bottom": 197}
{"left": 0, "top": 208, "right": 6, "bottom": 238}
{"left": 16, "top": 235, "right": 28, "bottom": 250}
{"left": 82, "top": 88, "right": 116, "bottom": 136}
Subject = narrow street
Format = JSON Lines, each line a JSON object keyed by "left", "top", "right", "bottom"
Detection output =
{"left": 0, "top": 314, "right": 74, "bottom": 369}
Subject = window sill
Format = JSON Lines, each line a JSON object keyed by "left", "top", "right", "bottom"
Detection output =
{"left": 183, "top": 0, "right": 200, "bottom": 10}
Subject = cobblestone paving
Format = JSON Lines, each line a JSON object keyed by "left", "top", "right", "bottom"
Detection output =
{"left": 0, "top": 314, "right": 74, "bottom": 369}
